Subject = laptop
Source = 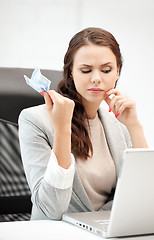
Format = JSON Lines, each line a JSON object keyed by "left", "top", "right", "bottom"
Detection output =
{"left": 62, "top": 148, "right": 154, "bottom": 238}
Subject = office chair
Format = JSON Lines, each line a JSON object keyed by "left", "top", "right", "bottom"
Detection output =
{"left": 0, "top": 119, "right": 32, "bottom": 221}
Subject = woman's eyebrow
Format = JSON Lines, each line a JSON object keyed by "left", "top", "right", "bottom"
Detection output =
{"left": 79, "top": 64, "right": 92, "bottom": 67}
{"left": 100, "top": 62, "right": 112, "bottom": 67}
{"left": 79, "top": 62, "right": 112, "bottom": 67}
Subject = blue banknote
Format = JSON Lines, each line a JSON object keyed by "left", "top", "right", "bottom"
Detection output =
{"left": 24, "top": 67, "right": 51, "bottom": 94}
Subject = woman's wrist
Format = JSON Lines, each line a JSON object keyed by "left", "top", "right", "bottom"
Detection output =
{"left": 54, "top": 125, "right": 72, "bottom": 135}
{"left": 125, "top": 119, "right": 142, "bottom": 132}
{"left": 126, "top": 121, "right": 148, "bottom": 148}
{"left": 53, "top": 125, "right": 72, "bottom": 169}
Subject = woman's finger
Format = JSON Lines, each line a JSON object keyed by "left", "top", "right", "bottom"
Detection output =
{"left": 109, "top": 95, "right": 123, "bottom": 112}
{"left": 43, "top": 92, "right": 54, "bottom": 111}
{"left": 118, "top": 100, "right": 135, "bottom": 115}
{"left": 106, "top": 88, "right": 121, "bottom": 96}
{"left": 104, "top": 96, "right": 111, "bottom": 106}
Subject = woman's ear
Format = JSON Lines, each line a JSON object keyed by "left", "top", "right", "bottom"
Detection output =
{"left": 116, "top": 67, "right": 120, "bottom": 79}
{"left": 114, "top": 78, "right": 118, "bottom": 88}
{"left": 69, "top": 69, "right": 73, "bottom": 79}
{"left": 114, "top": 67, "right": 120, "bottom": 88}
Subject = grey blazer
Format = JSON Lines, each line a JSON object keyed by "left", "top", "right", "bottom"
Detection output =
{"left": 18, "top": 104, "right": 131, "bottom": 220}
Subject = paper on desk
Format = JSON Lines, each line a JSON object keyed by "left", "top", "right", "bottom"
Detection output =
{"left": 24, "top": 67, "right": 51, "bottom": 94}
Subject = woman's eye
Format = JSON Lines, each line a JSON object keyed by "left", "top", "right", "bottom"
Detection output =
{"left": 102, "top": 69, "right": 112, "bottom": 73}
{"left": 81, "top": 69, "right": 91, "bottom": 74}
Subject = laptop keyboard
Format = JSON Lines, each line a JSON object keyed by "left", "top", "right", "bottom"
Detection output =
{"left": 94, "top": 219, "right": 110, "bottom": 232}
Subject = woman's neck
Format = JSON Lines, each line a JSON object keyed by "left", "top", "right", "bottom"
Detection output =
{"left": 85, "top": 104, "right": 100, "bottom": 119}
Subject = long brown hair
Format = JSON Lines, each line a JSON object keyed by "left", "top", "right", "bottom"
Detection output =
{"left": 57, "top": 27, "right": 123, "bottom": 159}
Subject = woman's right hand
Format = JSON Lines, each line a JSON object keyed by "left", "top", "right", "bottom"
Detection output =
{"left": 43, "top": 90, "right": 75, "bottom": 169}
{"left": 43, "top": 90, "right": 75, "bottom": 132}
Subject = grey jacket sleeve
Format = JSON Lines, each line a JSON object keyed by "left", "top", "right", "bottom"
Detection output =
{"left": 18, "top": 107, "right": 75, "bottom": 220}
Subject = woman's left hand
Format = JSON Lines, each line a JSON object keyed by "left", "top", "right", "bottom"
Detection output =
{"left": 105, "top": 89, "right": 139, "bottom": 128}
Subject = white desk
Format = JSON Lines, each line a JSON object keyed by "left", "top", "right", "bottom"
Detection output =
{"left": 0, "top": 220, "right": 154, "bottom": 240}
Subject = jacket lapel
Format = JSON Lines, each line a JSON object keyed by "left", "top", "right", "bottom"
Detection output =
{"left": 72, "top": 167, "right": 94, "bottom": 211}
{"left": 98, "top": 108, "right": 128, "bottom": 176}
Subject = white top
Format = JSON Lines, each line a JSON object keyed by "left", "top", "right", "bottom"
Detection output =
{"left": 76, "top": 113, "right": 117, "bottom": 210}
{"left": 44, "top": 150, "right": 75, "bottom": 189}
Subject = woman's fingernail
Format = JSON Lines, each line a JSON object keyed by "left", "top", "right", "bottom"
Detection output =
{"left": 106, "top": 91, "right": 109, "bottom": 95}
{"left": 115, "top": 113, "right": 120, "bottom": 118}
{"left": 40, "top": 91, "right": 44, "bottom": 96}
{"left": 109, "top": 107, "right": 112, "bottom": 112}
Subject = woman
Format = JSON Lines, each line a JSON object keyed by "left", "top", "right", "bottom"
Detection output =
{"left": 18, "top": 27, "right": 148, "bottom": 220}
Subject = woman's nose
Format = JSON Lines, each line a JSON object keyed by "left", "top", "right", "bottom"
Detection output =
{"left": 91, "top": 71, "right": 101, "bottom": 84}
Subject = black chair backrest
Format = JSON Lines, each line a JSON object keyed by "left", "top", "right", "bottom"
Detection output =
{"left": 0, "top": 119, "right": 31, "bottom": 221}
{"left": 0, "top": 67, "right": 63, "bottom": 123}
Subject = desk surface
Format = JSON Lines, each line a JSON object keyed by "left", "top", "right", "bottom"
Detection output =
{"left": 0, "top": 220, "right": 154, "bottom": 240}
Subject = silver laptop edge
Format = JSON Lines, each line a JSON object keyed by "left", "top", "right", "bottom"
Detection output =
{"left": 62, "top": 148, "right": 154, "bottom": 238}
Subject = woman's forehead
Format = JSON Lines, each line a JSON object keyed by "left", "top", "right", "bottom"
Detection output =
{"left": 73, "top": 44, "right": 117, "bottom": 65}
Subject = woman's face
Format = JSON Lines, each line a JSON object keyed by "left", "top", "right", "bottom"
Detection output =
{"left": 71, "top": 44, "right": 119, "bottom": 115}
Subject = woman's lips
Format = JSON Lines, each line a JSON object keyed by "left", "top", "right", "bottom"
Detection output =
{"left": 88, "top": 88, "right": 104, "bottom": 94}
